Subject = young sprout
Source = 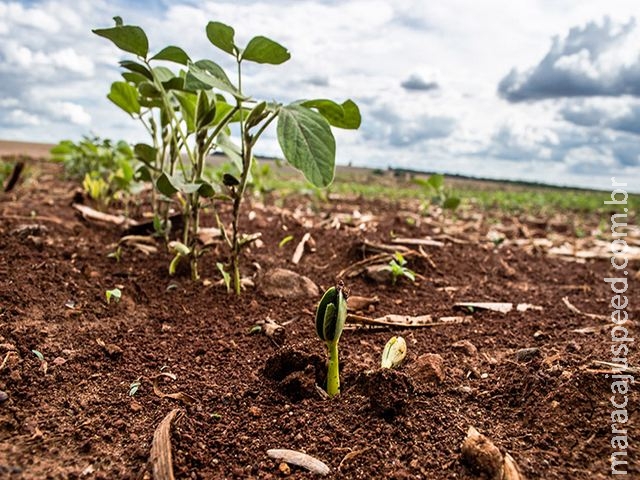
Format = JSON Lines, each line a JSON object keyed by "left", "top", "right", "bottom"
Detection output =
{"left": 168, "top": 241, "right": 190, "bottom": 276}
{"left": 381, "top": 336, "right": 407, "bottom": 369}
{"left": 384, "top": 252, "right": 416, "bottom": 285}
{"left": 315, "top": 282, "right": 348, "bottom": 398}
{"left": 105, "top": 288, "right": 122, "bottom": 304}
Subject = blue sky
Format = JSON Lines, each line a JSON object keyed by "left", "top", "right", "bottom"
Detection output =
{"left": 1, "top": 0, "right": 639, "bottom": 191}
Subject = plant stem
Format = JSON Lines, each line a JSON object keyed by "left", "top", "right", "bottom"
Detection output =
{"left": 229, "top": 58, "right": 246, "bottom": 295}
{"left": 326, "top": 341, "right": 340, "bottom": 397}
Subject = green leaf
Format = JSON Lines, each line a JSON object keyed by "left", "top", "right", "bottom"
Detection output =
{"left": 206, "top": 21, "right": 236, "bottom": 56}
{"left": 241, "top": 36, "right": 290, "bottom": 64}
{"left": 443, "top": 197, "right": 461, "bottom": 210}
{"left": 337, "top": 100, "right": 361, "bottom": 129}
{"left": 32, "top": 350, "right": 45, "bottom": 362}
{"left": 105, "top": 287, "right": 122, "bottom": 304}
{"left": 162, "top": 76, "right": 185, "bottom": 91}
{"left": 427, "top": 174, "right": 444, "bottom": 190}
{"left": 175, "top": 92, "right": 197, "bottom": 133}
{"left": 198, "top": 181, "right": 216, "bottom": 198}
{"left": 107, "top": 81, "right": 140, "bottom": 115}
{"left": 156, "top": 172, "right": 179, "bottom": 196}
{"left": 152, "top": 66, "right": 174, "bottom": 83}
{"left": 122, "top": 71, "right": 148, "bottom": 85}
{"left": 245, "top": 101, "right": 268, "bottom": 129}
{"left": 185, "top": 60, "right": 243, "bottom": 99}
{"left": 119, "top": 60, "right": 152, "bottom": 80}
{"left": 138, "top": 81, "right": 160, "bottom": 98}
{"left": 136, "top": 165, "right": 152, "bottom": 182}
{"left": 300, "top": 99, "right": 361, "bottom": 129}
{"left": 151, "top": 46, "right": 191, "bottom": 65}
{"left": 196, "top": 91, "right": 216, "bottom": 128}
{"left": 216, "top": 262, "right": 231, "bottom": 292}
{"left": 315, "top": 286, "right": 337, "bottom": 341}
{"left": 277, "top": 104, "right": 336, "bottom": 188}
{"left": 134, "top": 143, "right": 157, "bottom": 165}
{"left": 93, "top": 20, "right": 149, "bottom": 58}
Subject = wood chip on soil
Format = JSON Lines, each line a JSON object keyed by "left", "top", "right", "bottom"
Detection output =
{"left": 150, "top": 409, "right": 182, "bottom": 480}
{"left": 267, "top": 449, "right": 330, "bottom": 476}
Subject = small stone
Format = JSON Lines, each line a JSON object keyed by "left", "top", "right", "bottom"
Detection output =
{"left": 0, "top": 390, "right": 8, "bottom": 403}
{"left": 260, "top": 268, "right": 319, "bottom": 299}
{"left": 278, "top": 462, "right": 291, "bottom": 476}
{"left": 409, "top": 353, "right": 446, "bottom": 384}
{"left": 533, "top": 330, "right": 548, "bottom": 340}
{"left": 52, "top": 357, "right": 66, "bottom": 366}
{"left": 514, "top": 347, "right": 540, "bottom": 362}
{"left": 130, "top": 401, "right": 142, "bottom": 413}
{"left": 452, "top": 340, "right": 478, "bottom": 356}
{"left": 248, "top": 406, "right": 262, "bottom": 417}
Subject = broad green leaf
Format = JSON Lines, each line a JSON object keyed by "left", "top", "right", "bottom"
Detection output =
{"left": 162, "top": 76, "right": 184, "bottom": 91}
{"left": 138, "top": 81, "right": 160, "bottom": 98}
{"left": 277, "top": 104, "right": 336, "bottom": 187}
{"left": 213, "top": 100, "right": 237, "bottom": 125}
{"left": 152, "top": 66, "right": 174, "bottom": 83}
{"left": 93, "top": 20, "right": 149, "bottom": 58}
{"left": 185, "top": 60, "right": 243, "bottom": 98}
{"left": 156, "top": 172, "right": 179, "bottom": 196}
{"left": 443, "top": 197, "right": 461, "bottom": 210}
{"left": 108, "top": 81, "right": 140, "bottom": 115}
{"left": 136, "top": 165, "right": 152, "bottom": 182}
{"left": 134, "top": 143, "right": 157, "bottom": 165}
{"left": 175, "top": 92, "right": 196, "bottom": 133}
{"left": 197, "top": 180, "right": 216, "bottom": 198}
{"left": 151, "top": 46, "right": 191, "bottom": 65}
{"left": 50, "top": 141, "right": 73, "bottom": 156}
{"left": 300, "top": 99, "right": 361, "bottom": 129}
{"left": 241, "top": 36, "right": 290, "bottom": 64}
{"left": 427, "top": 174, "right": 444, "bottom": 190}
{"left": 119, "top": 60, "right": 152, "bottom": 80}
{"left": 206, "top": 21, "right": 236, "bottom": 56}
{"left": 122, "top": 71, "right": 148, "bottom": 85}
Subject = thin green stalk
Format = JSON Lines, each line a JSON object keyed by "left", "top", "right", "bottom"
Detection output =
{"left": 326, "top": 341, "right": 340, "bottom": 397}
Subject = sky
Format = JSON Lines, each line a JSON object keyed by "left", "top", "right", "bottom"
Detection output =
{"left": 1, "top": 0, "right": 640, "bottom": 191}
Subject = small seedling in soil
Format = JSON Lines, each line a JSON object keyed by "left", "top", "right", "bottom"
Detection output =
{"left": 107, "top": 246, "right": 123, "bottom": 262}
{"left": 31, "top": 350, "right": 48, "bottom": 374}
{"left": 384, "top": 252, "right": 416, "bottom": 285}
{"left": 216, "top": 262, "right": 231, "bottom": 292}
{"left": 315, "top": 282, "right": 348, "bottom": 397}
{"left": 278, "top": 235, "right": 294, "bottom": 248}
{"left": 381, "top": 336, "right": 407, "bottom": 369}
{"left": 105, "top": 288, "right": 122, "bottom": 304}
{"left": 129, "top": 378, "right": 142, "bottom": 396}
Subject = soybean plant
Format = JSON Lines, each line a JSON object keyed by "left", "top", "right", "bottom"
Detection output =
{"left": 94, "top": 17, "right": 361, "bottom": 289}
{"left": 315, "top": 283, "right": 348, "bottom": 397}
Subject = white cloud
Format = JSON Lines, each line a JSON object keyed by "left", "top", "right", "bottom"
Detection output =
{"left": 0, "top": 0, "right": 639, "bottom": 190}
{"left": 499, "top": 17, "right": 640, "bottom": 101}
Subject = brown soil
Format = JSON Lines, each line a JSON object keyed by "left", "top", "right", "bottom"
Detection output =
{"left": 0, "top": 158, "right": 638, "bottom": 479}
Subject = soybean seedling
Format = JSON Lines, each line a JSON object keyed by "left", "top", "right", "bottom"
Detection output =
{"left": 105, "top": 288, "right": 122, "bottom": 304}
{"left": 381, "top": 336, "right": 407, "bottom": 369}
{"left": 384, "top": 252, "right": 416, "bottom": 285}
{"left": 315, "top": 282, "right": 348, "bottom": 398}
